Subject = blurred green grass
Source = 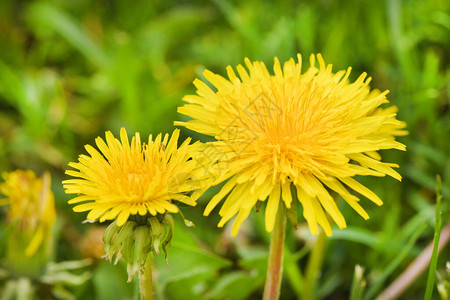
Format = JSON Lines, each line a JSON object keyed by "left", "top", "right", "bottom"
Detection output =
{"left": 0, "top": 0, "right": 449, "bottom": 299}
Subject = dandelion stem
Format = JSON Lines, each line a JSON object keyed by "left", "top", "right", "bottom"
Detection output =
{"left": 139, "top": 253, "right": 154, "bottom": 300}
{"left": 263, "top": 208, "right": 286, "bottom": 300}
{"left": 302, "top": 231, "right": 327, "bottom": 300}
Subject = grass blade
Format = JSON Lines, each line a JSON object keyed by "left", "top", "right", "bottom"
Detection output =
{"left": 350, "top": 265, "right": 366, "bottom": 300}
{"left": 27, "top": 3, "right": 108, "bottom": 67}
{"left": 365, "top": 222, "right": 426, "bottom": 300}
{"left": 424, "top": 175, "right": 443, "bottom": 300}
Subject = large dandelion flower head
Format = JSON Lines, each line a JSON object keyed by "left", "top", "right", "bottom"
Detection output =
{"left": 176, "top": 54, "right": 407, "bottom": 236}
{"left": 63, "top": 128, "right": 205, "bottom": 226}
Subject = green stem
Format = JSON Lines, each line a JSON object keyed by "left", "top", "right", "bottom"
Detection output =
{"left": 263, "top": 208, "right": 286, "bottom": 300}
{"left": 139, "top": 253, "right": 154, "bottom": 300}
{"left": 302, "top": 231, "right": 327, "bottom": 300}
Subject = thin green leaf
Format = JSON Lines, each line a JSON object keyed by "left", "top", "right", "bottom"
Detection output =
{"left": 350, "top": 265, "right": 366, "bottom": 300}
{"left": 364, "top": 223, "right": 427, "bottom": 300}
{"left": 26, "top": 3, "right": 108, "bottom": 67}
{"left": 424, "top": 175, "right": 443, "bottom": 300}
{"left": 208, "top": 271, "right": 263, "bottom": 300}
{"left": 329, "top": 227, "right": 379, "bottom": 248}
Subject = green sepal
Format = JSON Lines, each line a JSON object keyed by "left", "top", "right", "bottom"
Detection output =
{"left": 129, "top": 226, "right": 151, "bottom": 279}
{"left": 120, "top": 230, "right": 135, "bottom": 264}
{"left": 112, "top": 221, "right": 137, "bottom": 249}
{"left": 284, "top": 198, "right": 298, "bottom": 229}
{"left": 148, "top": 217, "right": 165, "bottom": 254}
{"left": 103, "top": 221, "right": 120, "bottom": 261}
{"left": 162, "top": 214, "right": 174, "bottom": 263}
{"left": 177, "top": 210, "right": 194, "bottom": 227}
{"left": 255, "top": 201, "right": 262, "bottom": 213}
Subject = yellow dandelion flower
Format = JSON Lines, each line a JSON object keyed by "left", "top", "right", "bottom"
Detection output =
{"left": 0, "top": 170, "right": 56, "bottom": 258}
{"left": 63, "top": 128, "right": 204, "bottom": 226}
{"left": 176, "top": 54, "right": 407, "bottom": 236}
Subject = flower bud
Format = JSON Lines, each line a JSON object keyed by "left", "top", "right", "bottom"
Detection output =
{"left": 103, "top": 220, "right": 136, "bottom": 263}
{"left": 101, "top": 213, "right": 188, "bottom": 281}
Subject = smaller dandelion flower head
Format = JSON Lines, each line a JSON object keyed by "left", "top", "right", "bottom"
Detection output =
{"left": 0, "top": 170, "right": 56, "bottom": 257}
{"left": 176, "top": 54, "right": 407, "bottom": 236}
{"left": 63, "top": 128, "right": 205, "bottom": 226}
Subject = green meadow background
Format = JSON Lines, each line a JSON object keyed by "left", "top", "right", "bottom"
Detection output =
{"left": 0, "top": 0, "right": 449, "bottom": 299}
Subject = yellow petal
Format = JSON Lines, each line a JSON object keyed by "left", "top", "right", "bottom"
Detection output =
{"left": 265, "top": 184, "right": 281, "bottom": 232}
{"left": 116, "top": 209, "right": 131, "bottom": 226}
{"left": 204, "top": 176, "right": 237, "bottom": 216}
{"left": 340, "top": 177, "right": 383, "bottom": 206}
{"left": 281, "top": 181, "right": 292, "bottom": 209}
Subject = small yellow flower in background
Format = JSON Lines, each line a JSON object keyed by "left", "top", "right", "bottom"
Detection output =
{"left": 63, "top": 128, "right": 203, "bottom": 226}
{"left": 0, "top": 170, "right": 56, "bottom": 259}
{"left": 0, "top": 170, "right": 90, "bottom": 299}
{"left": 176, "top": 54, "right": 407, "bottom": 236}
